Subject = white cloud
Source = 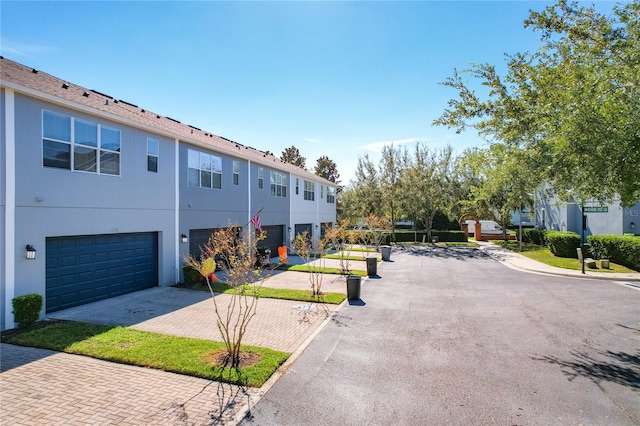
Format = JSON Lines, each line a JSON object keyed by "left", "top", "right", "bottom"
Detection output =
{"left": 303, "top": 138, "right": 319, "bottom": 143}
{"left": 0, "top": 40, "right": 56, "bottom": 58}
{"left": 360, "top": 137, "right": 422, "bottom": 153}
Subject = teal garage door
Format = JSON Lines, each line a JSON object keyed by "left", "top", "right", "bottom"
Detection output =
{"left": 46, "top": 232, "right": 158, "bottom": 313}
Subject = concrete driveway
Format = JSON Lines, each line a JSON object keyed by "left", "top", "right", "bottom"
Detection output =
{"left": 244, "top": 245, "right": 640, "bottom": 425}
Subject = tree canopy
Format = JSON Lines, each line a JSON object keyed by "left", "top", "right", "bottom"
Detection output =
{"left": 314, "top": 156, "right": 341, "bottom": 186}
{"left": 280, "top": 146, "right": 306, "bottom": 169}
{"left": 434, "top": 0, "right": 640, "bottom": 206}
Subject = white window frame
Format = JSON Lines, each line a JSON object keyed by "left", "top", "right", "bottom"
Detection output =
{"left": 147, "top": 138, "right": 159, "bottom": 173}
{"left": 258, "top": 167, "right": 264, "bottom": 189}
{"left": 270, "top": 171, "right": 287, "bottom": 198}
{"left": 327, "top": 186, "right": 336, "bottom": 204}
{"left": 304, "top": 180, "right": 315, "bottom": 201}
{"left": 233, "top": 160, "right": 239, "bottom": 185}
{"left": 42, "top": 110, "right": 120, "bottom": 176}
{"left": 188, "top": 148, "right": 222, "bottom": 189}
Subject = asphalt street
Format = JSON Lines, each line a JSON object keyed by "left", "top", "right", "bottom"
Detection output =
{"left": 243, "top": 245, "right": 640, "bottom": 425}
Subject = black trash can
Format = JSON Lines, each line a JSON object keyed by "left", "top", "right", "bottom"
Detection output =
{"left": 366, "top": 257, "right": 377, "bottom": 276}
{"left": 347, "top": 275, "right": 361, "bottom": 300}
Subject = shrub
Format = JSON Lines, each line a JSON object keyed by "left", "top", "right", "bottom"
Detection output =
{"left": 545, "top": 231, "right": 581, "bottom": 258}
{"left": 12, "top": 293, "right": 43, "bottom": 328}
{"left": 588, "top": 235, "right": 640, "bottom": 271}
{"left": 522, "top": 228, "right": 547, "bottom": 246}
{"left": 182, "top": 264, "right": 200, "bottom": 284}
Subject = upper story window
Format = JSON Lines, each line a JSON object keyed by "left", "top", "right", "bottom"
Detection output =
{"left": 270, "top": 171, "right": 287, "bottom": 197}
{"left": 188, "top": 149, "right": 222, "bottom": 189}
{"left": 233, "top": 160, "right": 239, "bottom": 185}
{"left": 296, "top": 178, "right": 299, "bottom": 195}
{"left": 320, "top": 185, "right": 324, "bottom": 200}
{"left": 258, "top": 167, "right": 264, "bottom": 189}
{"left": 327, "top": 186, "right": 336, "bottom": 204}
{"left": 147, "top": 138, "right": 159, "bottom": 173}
{"left": 304, "top": 180, "right": 315, "bottom": 201}
{"left": 43, "top": 110, "right": 120, "bottom": 175}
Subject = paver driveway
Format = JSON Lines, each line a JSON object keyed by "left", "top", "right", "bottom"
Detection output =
{"left": 245, "top": 246, "right": 640, "bottom": 425}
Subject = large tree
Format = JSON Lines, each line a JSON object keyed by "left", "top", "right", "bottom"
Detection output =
{"left": 314, "top": 155, "right": 341, "bottom": 186}
{"left": 379, "top": 145, "right": 404, "bottom": 240}
{"left": 280, "top": 146, "right": 306, "bottom": 169}
{"left": 458, "top": 144, "right": 535, "bottom": 240}
{"left": 400, "top": 144, "right": 455, "bottom": 242}
{"left": 434, "top": 0, "right": 640, "bottom": 206}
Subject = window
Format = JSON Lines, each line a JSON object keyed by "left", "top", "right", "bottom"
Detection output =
{"left": 327, "top": 186, "right": 336, "bottom": 204}
{"left": 304, "top": 180, "right": 315, "bottom": 201}
{"left": 270, "top": 171, "right": 287, "bottom": 197}
{"left": 147, "top": 138, "right": 159, "bottom": 172}
{"left": 188, "top": 149, "right": 222, "bottom": 189}
{"left": 320, "top": 185, "right": 324, "bottom": 200}
{"left": 233, "top": 160, "right": 239, "bottom": 185}
{"left": 43, "top": 110, "right": 120, "bottom": 175}
{"left": 296, "top": 178, "right": 299, "bottom": 195}
{"left": 258, "top": 167, "right": 264, "bottom": 189}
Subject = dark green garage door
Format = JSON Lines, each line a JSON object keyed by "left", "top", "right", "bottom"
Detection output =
{"left": 46, "top": 232, "right": 158, "bottom": 313}
{"left": 261, "top": 225, "right": 284, "bottom": 255}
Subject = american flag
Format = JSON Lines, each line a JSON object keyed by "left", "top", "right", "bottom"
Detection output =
{"left": 251, "top": 213, "right": 262, "bottom": 232}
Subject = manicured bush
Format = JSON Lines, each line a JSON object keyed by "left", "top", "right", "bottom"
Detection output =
{"left": 545, "top": 231, "right": 581, "bottom": 258}
{"left": 12, "top": 293, "right": 43, "bottom": 328}
{"left": 522, "top": 228, "right": 547, "bottom": 246}
{"left": 588, "top": 235, "right": 640, "bottom": 272}
{"left": 182, "top": 264, "right": 200, "bottom": 284}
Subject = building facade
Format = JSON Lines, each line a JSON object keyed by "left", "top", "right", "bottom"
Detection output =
{"left": 533, "top": 189, "right": 639, "bottom": 240}
{"left": 1, "top": 57, "right": 336, "bottom": 330}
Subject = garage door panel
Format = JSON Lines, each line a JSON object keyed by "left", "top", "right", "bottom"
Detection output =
{"left": 261, "top": 225, "right": 284, "bottom": 255}
{"left": 46, "top": 232, "right": 158, "bottom": 313}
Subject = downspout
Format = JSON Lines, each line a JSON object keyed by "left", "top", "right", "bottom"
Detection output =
{"left": 174, "top": 138, "right": 180, "bottom": 284}
{"left": 247, "top": 160, "right": 251, "bottom": 245}
{"left": 4, "top": 89, "right": 16, "bottom": 329}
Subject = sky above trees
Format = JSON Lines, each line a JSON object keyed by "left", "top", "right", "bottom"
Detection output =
{"left": 2, "top": 1, "right": 619, "bottom": 184}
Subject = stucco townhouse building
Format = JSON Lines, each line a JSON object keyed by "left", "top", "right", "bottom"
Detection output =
{"left": 1, "top": 57, "right": 336, "bottom": 331}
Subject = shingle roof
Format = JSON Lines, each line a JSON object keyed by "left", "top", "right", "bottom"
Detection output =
{"left": 0, "top": 56, "right": 333, "bottom": 185}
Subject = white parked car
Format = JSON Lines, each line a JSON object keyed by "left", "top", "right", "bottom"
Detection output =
{"left": 465, "top": 220, "right": 504, "bottom": 235}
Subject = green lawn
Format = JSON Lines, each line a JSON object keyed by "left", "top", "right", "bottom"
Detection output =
{"left": 192, "top": 281, "right": 346, "bottom": 305}
{"left": 323, "top": 253, "right": 381, "bottom": 261}
{"left": 276, "top": 264, "right": 368, "bottom": 276}
{"left": 493, "top": 241, "right": 637, "bottom": 273}
{"left": 3, "top": 321, "right": 289, "bottom": 387}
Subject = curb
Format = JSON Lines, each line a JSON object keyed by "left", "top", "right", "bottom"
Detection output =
{"left": 479, "top": 245, "right": 640, "bottom": 282}
{"left": 229, "top": 298, "right": 349, "bottom": 425}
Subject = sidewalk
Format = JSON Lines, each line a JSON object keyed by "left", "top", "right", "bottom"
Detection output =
{"left": 476, "top": 241, "right": 640, "bottom": 282}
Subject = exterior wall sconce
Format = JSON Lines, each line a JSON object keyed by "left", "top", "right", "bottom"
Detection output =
{"left": 26, "top": 245, "right": 36, "bottom": 260}
{"left": 631, "top": 222, "right": 636, "bottom": 229}
{"left": 287, "top": 227, "right": 292, "bottom": 232}
{"left": 315, "top": 224, "right": 319, "bottom": 229}
{"left": 181, "top": 234, "right": 188, "bottom": 243}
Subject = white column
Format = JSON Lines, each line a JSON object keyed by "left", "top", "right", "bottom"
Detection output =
{"left": 4, "top": 89, "right": 16, "bottom": 329}
{"left": 174, "top": 138, "right": 180, "bottom": 283}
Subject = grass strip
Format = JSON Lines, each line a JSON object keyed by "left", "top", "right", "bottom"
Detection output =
{"left": 276, "top": 264, "right": 367, "bottom": 276}
{"left": 493, "top": 241, "right": 637, "bottom": 273}
{"left": 191, "top": 282, "right": 346, "bottom": 304}
{"left": 5, "top": 321, "right": 289, "bottom": 387}
{"left": 323, "top": 253, "right": 381, "bottom": 261}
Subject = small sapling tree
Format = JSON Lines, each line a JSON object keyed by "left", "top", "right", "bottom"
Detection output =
{"left": 184, "top": 226, "right": 274, "bottom": 368}
{"left": 291, "top": 231, "right": 328, "bottom": 299}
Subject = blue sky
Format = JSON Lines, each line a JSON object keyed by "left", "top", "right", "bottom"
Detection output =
{"left": 1, "top": 1, "right": 620, "bottom": 184}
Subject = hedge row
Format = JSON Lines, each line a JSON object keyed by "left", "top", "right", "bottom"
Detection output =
{"left": 545, "top": 231, "right": 581, "bottom": 258}
{"left": 588, "top": 235, "right": 640, "bottom": 272}
{"left": 521, "top": 229, "right": 547, "bottom": 246}
{"left": 385, "top": 230, "right": 467, "bottom": 243}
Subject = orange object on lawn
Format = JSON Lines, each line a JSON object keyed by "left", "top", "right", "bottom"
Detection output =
{"left": 278, "top": 245, "right": 288, "bottom": 264}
